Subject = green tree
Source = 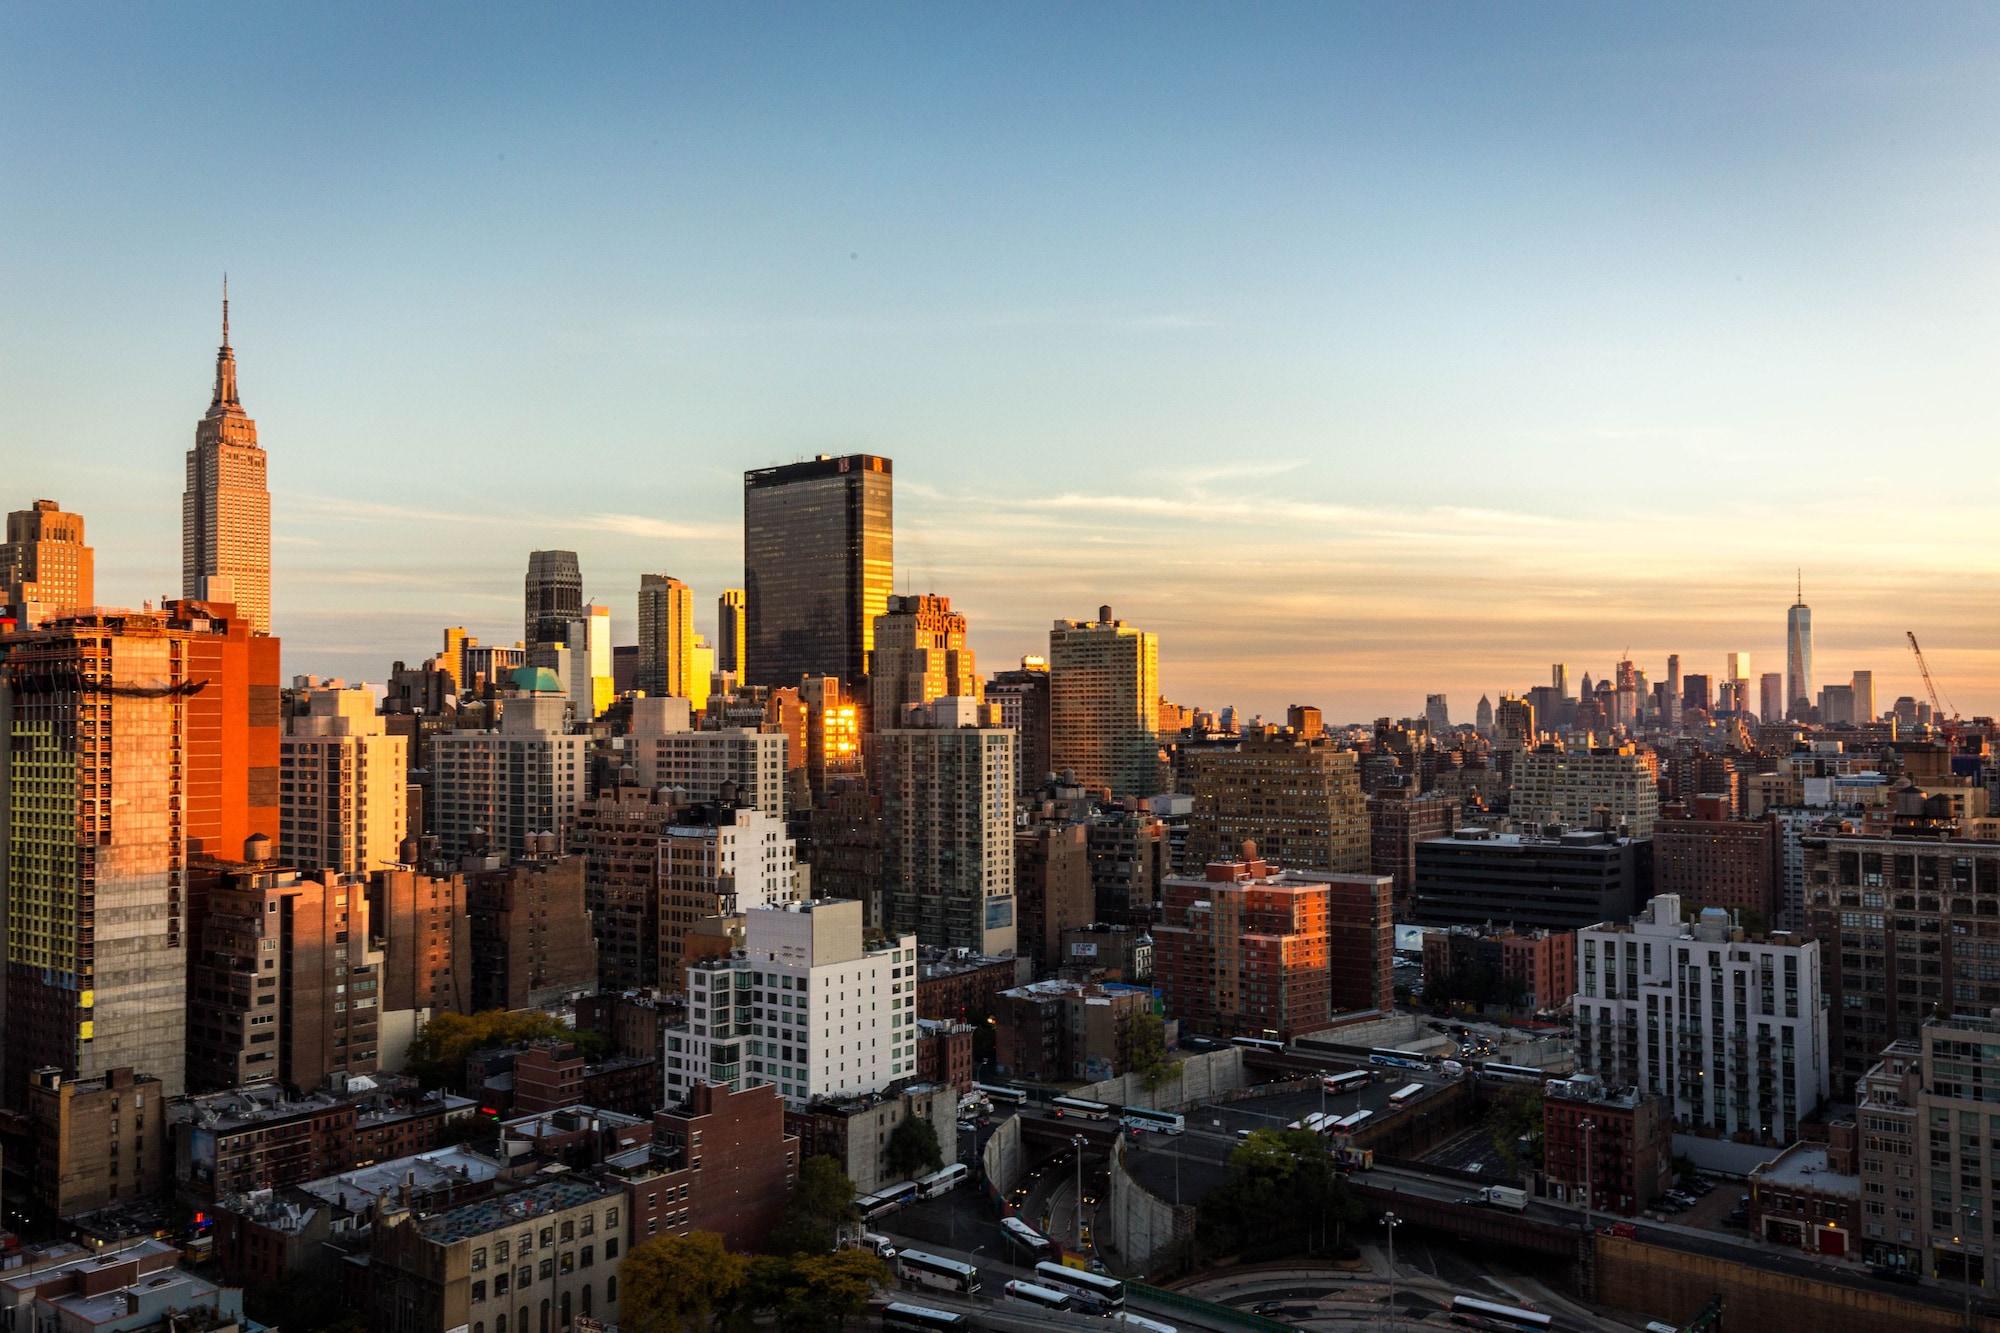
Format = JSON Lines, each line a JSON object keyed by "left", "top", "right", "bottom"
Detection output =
{"left": 883, "top": 1115, "right": 943, "bottom": 1181}
{"left": 1196, "top": 1129, "right": 1363, "bottom": 1262}
{"left": 791, "top": 1249, "right": 890, "bottom": 1330}
{"left": 1487, "top": 1085, "right": 1544, "bottom": 1175}
{"left": 768, "top": 1155, "right": 860, "bottom": 1255}
{"left": 622, "top": 1230, "right": 749, "bottom": 1333}
{"left": 1126, "top": 1010, "right": 1180, "bottom": 1092}
{"left": 403, "top": 1008, "right": 575, "bottom": 1091}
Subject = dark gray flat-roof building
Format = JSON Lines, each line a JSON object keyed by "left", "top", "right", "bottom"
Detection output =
{"left": 1413, "top": 827, "right": 1651, "bottom": 932}
{"left": 743, "top": 454, "right": 892, "bottom": 688}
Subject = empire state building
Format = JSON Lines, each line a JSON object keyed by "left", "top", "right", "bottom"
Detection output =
{"left": 182, "top": 281, "right": 271, "bottom": 632}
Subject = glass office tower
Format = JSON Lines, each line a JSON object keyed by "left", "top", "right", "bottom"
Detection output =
{"left": 742, "top": 455, "right": 892, "bottom": 688}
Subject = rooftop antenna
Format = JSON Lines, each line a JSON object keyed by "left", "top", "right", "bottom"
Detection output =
{"left": 222, "top": 273, "right": 230, "bottom": 346}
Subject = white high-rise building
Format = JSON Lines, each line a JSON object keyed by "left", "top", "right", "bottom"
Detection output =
{"left": 280, "top": 683, "right": 409, "bottom": 876}
{"left": 1510, "top": 744, "right": 1661, "bottom": 835}
{"left": 430, "top": 674, "right": 590, "bottom": 859}
{"left": 875, "top": 697, "right": 1016, "bottom": 956}
{"left": 626, "top": 695, "right": 788, "bottom": 817}
{"left": 1786, "top": 578, "right": 1814, "bottom": 720}
{"left": 1575, "top": 894, "right": 1829, "bottom": 1144}
{"left": 662, "top": 898, "right": 917, "bottom": 1108}
{"left": 656, "top": 805, "right": 802, "bottom": 990}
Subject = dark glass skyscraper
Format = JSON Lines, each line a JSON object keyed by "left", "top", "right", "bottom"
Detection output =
{"left": 524, "top": 549, "right": 582, "bottom": 647}
{"left": 743, "top": 454, "right": 892, "bottom": 688}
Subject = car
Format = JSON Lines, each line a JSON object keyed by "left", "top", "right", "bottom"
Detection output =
{"left": 1601, "top": 1222, "right": 1638, "bottom": 1239}
{"left": 1252, "top": 1302, "right": 1287, "bottom": 1317}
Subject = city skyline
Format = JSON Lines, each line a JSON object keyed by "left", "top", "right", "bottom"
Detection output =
{"left": 6, "top": 5, "right": 1998, "bottom": 718}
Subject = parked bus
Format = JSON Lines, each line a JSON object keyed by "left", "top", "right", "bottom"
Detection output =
{"left": 1051, "top": 1096, "right": 1114, "bottom": 1120}
{"left": 1113, "top": 1314, "right": 1178, "bottom": 1333}
{"left": 896, "top": 1249, "right": 981, "bottom": 1295}
{"left": 973, "top": 1082, "right": 1028, "bottom": 1106}
{"left": 881, "top": 1303, "right": 972, "bottom": 1331}
{"left": 1300, "top": 1112, "right": 1333, "bottom": 1135}
{"left": 1368, "top": 1048, "right": 1431, "bottom": 1070}
{"left": 1389, "top": 1082, "right": 1425, "bottom": 1105}
{"left": 1000, "top": 1216, "right": 1057, "bottom": 1263}
{"left": 856, "top": 1181, "right": 919, "bottom": 1222}
{"left": 918, "top": 1164, "right": 969, "bottom": 1198}
{"left": 1230, "top": 1036, "right": 1285, "bottom": 1053}
{"left": 1477, "top": 1062, "right": 1546, "bottom": 1085}
{"left": 1003, "top": 1280, "right": 1076, "bottom": 1313}
{"left": 1033, "top": 1262, "right": 1126, "bottom": 1314}
{"left": 1322, "top": 1070, "right": 1371, "bottom": 1096}
{"left": 1450, "top": 1294, "right": 1553, "bottom": 1330}
{"left": 1120, "top": 1106, "right": 1185, "bottom": 1135}
{"left": 1335, "top": 1110, "right": 1373, "bottom": 1132}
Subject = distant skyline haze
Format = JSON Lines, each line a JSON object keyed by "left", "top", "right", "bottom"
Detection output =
{"left": 4, "top": 4, "right": 1996, "bottom": 719}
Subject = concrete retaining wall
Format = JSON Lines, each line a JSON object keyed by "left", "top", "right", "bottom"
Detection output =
{"left": 1595, "top": 1234, "right": 2000, "bottom": 1333}
{"left": 982, "top": 1113, "right": 1025, "bottom": 1196}
{"left": 1102, "top": 1133, "right": 1195, "bottom": 1276}
{"left": 1072, "top": 1047, "right": 1247, "bottom": 1111}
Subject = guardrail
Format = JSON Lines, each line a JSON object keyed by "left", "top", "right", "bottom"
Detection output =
{"left": 1129, "top": 1281, "right": 1293, "bottom": 1333}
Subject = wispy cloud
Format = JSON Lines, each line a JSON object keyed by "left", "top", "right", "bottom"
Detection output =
{"left": 583, "top": 513, "right": 739, "bottom": 543}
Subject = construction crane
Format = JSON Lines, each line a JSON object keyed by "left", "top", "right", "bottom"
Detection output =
{"left": 1906, "top": 631, "right": 1958, "bottom": 734}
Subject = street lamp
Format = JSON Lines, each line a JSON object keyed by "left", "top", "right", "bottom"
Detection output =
{"left": 1383, "top": 1212, "right": 1402, "bottom": 1326}
{"left": 1073, "top": 1134, "right": 1089, "bottom": 1254}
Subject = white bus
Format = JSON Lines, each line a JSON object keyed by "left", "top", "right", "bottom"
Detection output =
{"left": 1322, "top": 1070, "right": 1371, "bottom": 1096}
{"left": 1003, "top": 1280, "right": 1076, "bottom": 1313}
{"left": 918, "top": 1164, "right": 969, "bottom": 1198}
{"left": 881, "top": 1303, "right": 972, "bottom": 1331}
{"left": 973, "top": 1081, "right": 1028, "bottom": 1106}
{"left": 1390, "top": 1082, "right": 1425, "bottom": 1105}
{"left": 1034, "top": 1261, "right": 1125, "bottom": 1314}
{"left": 1450, "top": 1294, "right": 1553, "bottom": 1329}
{"left": 1336, "top": 1110, "right": 1374, "bottom": 1131}
{"left": 896, "top": 1248, "right": 981, "bottom": 1295}
{"left": 1230, "top": 1036, "right": 1285, "bottom": 1053}
{"left": 1300, "top": 1112, "right": 1333, "bottom": 1135}
{"left": 1369, "top": 1048, "right": 1431, "bottom": 1070}
{"left": 1120, "top": 1105, "right": 1185, "bottom": 1135}
{"left": 1113, "top": 1314, "right": 1178, "bottom": 1333}
{"left": 856, "top": 1181, "right": 918, "bottom": 1222}
{"left": 1052, "top": 1096, "right": 1114, "bottom": 1120}
{"left": 1001, "top": 1216, "right": 1057, "bottom": 1263}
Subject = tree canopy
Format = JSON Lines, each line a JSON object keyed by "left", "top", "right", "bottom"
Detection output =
{"left": 621, "top": 1230, "right": 749, "bottom": 1333}
{"left": 1196, "top": 1128, "right": 1365, "bottom": 1262}
{"left": 767, "top": 1155, "right": 861, "bottom": 1256}
{"left": 882, "top": 1115, "right": 943, "bottom": 1182}
{"left": 402, "top": 1009, "right": 596, "bottom": 1091}
{"left": 1126, "top": 1010, "right": 1179, "bottom": 1092}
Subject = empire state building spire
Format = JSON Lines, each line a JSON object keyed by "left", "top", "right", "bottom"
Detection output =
{"left": 183, "top": 277, "right": 271, "bottom": 632}
{"left": 210, "top": 275, "right": 241, "bottom": 412}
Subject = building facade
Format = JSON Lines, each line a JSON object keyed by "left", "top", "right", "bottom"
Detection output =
{"left": 1413, "top": 828, "right": 1650, "bottom": 933}
{"left": 281, "top": 682, "right": 409, "bottom": 877}
{"left": 1184, "top": 730, "right": 1369, "bottom": 875}
{"left": 1541, "top": 1075, "right": 1673, "bottom": 1216}
{"left": 182, "top": 289, "right": 272, "bottom": 633}
{"left": 875, "top": 699, "right": 1016, "bottom": 956}
{"left": 742, "top": 454, "right": 893, "bottom": 687}
{"left": 0, "top": 498, "right": 93, "bottom": 629}
{"left": 662, "top": 900, "right": 918, "bottom": 1108}
{"left": 627, "top": 695, "right": 788, "bottom": 818}
{"left": 869, "top": 593, "right": 978, "bottom": 726}
{"left": 1154, "top": 851, "right": 1331, "bottom": 1042}
{"left": 430, "top": 680, "right": 590, "bottom": 860}
{"left": 524, "top": 549, "right": 583, "bottom": 648}
{"left": 1510, "top": 744, "right": 1661, "bottom": 836}
{"left": 1574, "top": 894, "right": 1829, "bottom": 1144}
{"left": 1049, "top": 607, "right": 1160, "bottom": 799}
{"left": 637, "top": 573, "right": 695, "bottom": 699}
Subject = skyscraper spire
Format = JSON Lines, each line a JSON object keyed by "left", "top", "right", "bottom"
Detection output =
{"left": 210, "top": 274, "right": 240, "bottom": 411}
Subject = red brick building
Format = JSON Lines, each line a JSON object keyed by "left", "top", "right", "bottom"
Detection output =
{"left": 916, "top": 952, "right": 1030, "bottom": 1024}
{"left": 916, "top": 1020, "right": 975, "bottom": 1094}
{"left": 1749, "top": 1131, "right": 1862, "bottom": 1256}
{"left": 463, "top": 852, "right": 600, "bottom": 1011}
{"left": 1541, "top": 1076, "right": 1673, "bottom": 1216}
{"left": 1154, "top": 850, "right": 1331, "bottom": 1042}
{"left": 1015, "top": 822, "right": 1093, "bottom": 972}
{"left": 1422, "top": 925, "right": 1578, "bottom": 1012}
{"left": 1368, "top": 789, "right": 1455, "bottom": 915}
{"left": 1653, "top": 796, "right": 1777, "bottom": 921}
{"left": 1327, "top": 873, "right": 1395, "bottom": 1016}
{"left": 614, "top": 1083, "right": 797, "bottom": 1251}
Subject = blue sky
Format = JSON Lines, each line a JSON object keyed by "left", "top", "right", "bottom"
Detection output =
{"left": 5, "top": 4, "right": 1998, "bottom": 721}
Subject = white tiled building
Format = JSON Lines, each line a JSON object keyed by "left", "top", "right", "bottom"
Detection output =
{"left": 627, "top": 695, "right": 788, "bottom": 819}
{"left": 430, "top": 684, "right": 589, "bottom": 860}
{"left": 1575, "top": 893, "right": 1829, "bottom": 1144}
{"left": 662, "top": 898, "right": 917, "bottom": 1108}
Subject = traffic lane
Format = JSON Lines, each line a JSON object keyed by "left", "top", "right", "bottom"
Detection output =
{"left": 876, "top": 1231, "right": 1243, "bottom": 1333}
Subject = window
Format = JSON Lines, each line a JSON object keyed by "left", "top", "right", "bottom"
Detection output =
{"left": 606, "top": 1238, "right": 620, "bottom": 1260}
{"left": 473, "top": 1248, "right": 487, "bottom": 1271}
{"left": 471, "top": 1280, "right": 487, "bottom": 1303}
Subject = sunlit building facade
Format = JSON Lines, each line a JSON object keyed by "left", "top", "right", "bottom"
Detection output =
{"left": 869, "top": 593, "right": 978, "bottom": 727}
{"left": 182, "top": 290, "right": 272, "bottom": 633}
{"left": 637, "top": 573, "right": 696, "bottom": 699}
{"left": 1049, "top": 606, "right": 1160, "bottom": 799}
{"left": 742, "top": 454, "right": 893, "bottom": 687}
{"left": 1, "top": 499, "right": 93, "bottom": 629}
